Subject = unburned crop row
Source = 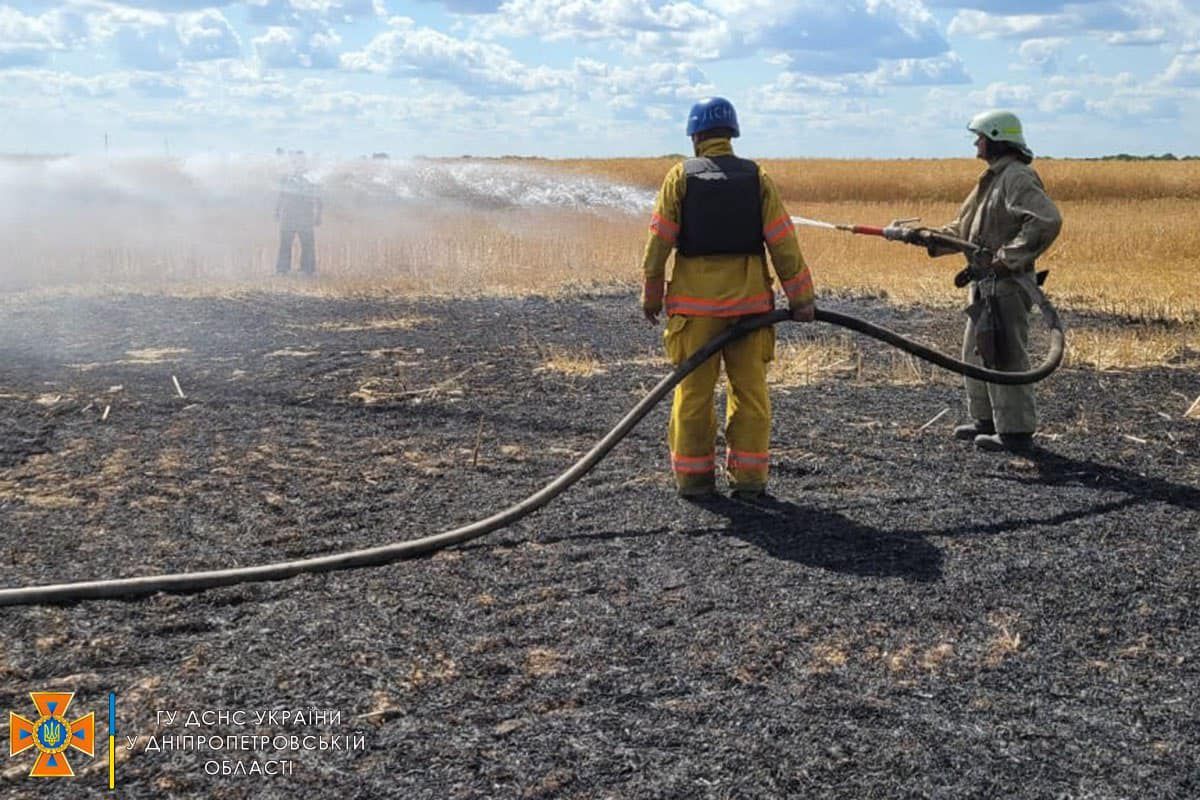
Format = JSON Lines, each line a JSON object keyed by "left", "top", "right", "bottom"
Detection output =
{"left": 536, "top": 157, "right": 1200, "bottom": 203}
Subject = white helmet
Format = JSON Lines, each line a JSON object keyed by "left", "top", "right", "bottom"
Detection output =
{"left": 968, "top": 110, "right": 1033, "bottom": 159}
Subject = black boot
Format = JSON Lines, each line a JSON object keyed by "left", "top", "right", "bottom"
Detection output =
{"left": 974, "top": 432, "right": 1034, "bottom": 453}
{"left": 954, "top": 419, "right": 995, "bottom": 440}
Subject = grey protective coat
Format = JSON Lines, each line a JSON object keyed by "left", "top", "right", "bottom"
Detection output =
{"left": 931, "top": 155, "right": 1062, "bottom": 434}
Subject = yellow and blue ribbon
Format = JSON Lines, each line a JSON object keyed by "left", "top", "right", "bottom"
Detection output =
{"left": 107, "top": 692, "right": 116, "bottom": 790}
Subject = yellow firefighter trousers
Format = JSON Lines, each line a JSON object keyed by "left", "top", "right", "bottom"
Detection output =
{"left": 664, "top": 315, "right": 775, "bottom": 492}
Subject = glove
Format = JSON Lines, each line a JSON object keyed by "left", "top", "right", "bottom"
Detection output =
{"left": 642, "top": 278, "right": 664, "bottom": 324}
{"left": 790, "top": 301, "right": 815, "bottom": 323}
{"left": 882, "top": 217, "right": 925, "bottom": 245}
{"left": 883, "top": 225, "right": 928, "bottom": 245}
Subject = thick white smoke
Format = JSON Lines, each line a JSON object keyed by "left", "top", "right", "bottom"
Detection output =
{"left": 0, "top": 155, "right": 654, "bottom": 292}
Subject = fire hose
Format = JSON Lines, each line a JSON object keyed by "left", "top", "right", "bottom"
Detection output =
{"left": 0, "top": 232, "right": 1065, "bottom": 607}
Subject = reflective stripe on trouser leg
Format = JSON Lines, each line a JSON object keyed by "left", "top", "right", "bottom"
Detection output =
{"left": 665, "top": 316, "right": 726, "bottom": 490}
{"left": 962, "top": 282, "right": 1037, "bottom": 434}
{"left": 722, "top": 325, "right": 773, "bottom": 490}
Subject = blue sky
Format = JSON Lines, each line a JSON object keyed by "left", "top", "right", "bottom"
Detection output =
{"left": 2, "top": 0, "right": 1198, "bottom": 158}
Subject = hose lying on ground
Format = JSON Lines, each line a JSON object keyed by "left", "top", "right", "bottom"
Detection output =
{"left": 0, "top": 305, "right": 1065, "bottom": 606}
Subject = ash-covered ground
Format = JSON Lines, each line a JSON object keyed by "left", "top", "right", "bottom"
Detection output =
{"left": 1, "top": 289, "right": 1197, "bottom": 799}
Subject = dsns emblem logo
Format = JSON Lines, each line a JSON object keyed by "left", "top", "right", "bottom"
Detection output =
{"left": 9, "top": 692, "right": 95, "bottom": 778}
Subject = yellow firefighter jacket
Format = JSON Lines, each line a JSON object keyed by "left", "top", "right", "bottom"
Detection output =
{"left": 640, "top": 138, "right": 814, "bottom": 317}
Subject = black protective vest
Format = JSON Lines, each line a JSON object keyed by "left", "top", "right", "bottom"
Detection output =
{"left": 676, "top": 156, "right": 763, "bottom": 257}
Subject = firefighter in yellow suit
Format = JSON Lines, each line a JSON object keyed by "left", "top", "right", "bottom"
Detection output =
{"left": 641, "top": 97, "right": 816, "bottom": 500}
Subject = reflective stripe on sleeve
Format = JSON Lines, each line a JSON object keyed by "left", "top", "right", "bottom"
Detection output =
{"left": 650, "top": 212, "right": 680, "bottom": 245}
{"left": 762, "top": 214, "right": 795, "bottom": 245}
{"left": 780, "top": 269, "right": 813, "bottom": 301}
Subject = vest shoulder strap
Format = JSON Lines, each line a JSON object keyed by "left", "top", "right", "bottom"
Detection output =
{"left": 683, "top": 157, "right": 725, "bottom": 179}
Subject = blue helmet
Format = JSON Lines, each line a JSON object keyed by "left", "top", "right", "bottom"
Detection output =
{"left": 686, "top": 97, "right": 739, "bottom": 138}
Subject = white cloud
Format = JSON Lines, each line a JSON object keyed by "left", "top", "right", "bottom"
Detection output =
{"left": 341, "top": 17, "right": 568, "bottom": 94}
{"left": 748, "top": 75, "right": 865, "bottom": 125}
{"left": 0, "top": 5, "right": 80, "bottom": 68}
{"left": 254, "top": 25, "right": 342, "bottom": 69}
{"left": 253, "top": 27, "right": 297, "bottom": 65}
{"left": 96, "top": 1, "right": 229, "bottom": 10}
{"left": 568, "top": 59, "right": 715, "bottom": 125}
{"left": 874, "top": 53, "right": 971, "bottom": 85}
{"left": 1017, "top": 37, "right": 1067, "bottom": 74}
{"left": 245, "top": 0, "right": 385, "bottom": 27}
{"left": 432, "top": 0, "right": 505, "bottom": 11}
{"left": 947, "top": 1, "right": 1197, "bottom": 45}
{"left": 113, "top": 19, "right": 181, "bottom": 71}
{"left": 1038, "top": 89, "right": 1086, "bottom": 113}
{"left": 949, "top": 9, "right": 1063, "bottom": 38}
{"left": 306, "top": 30, "right": 341, "bottom": 67}
{"left": 743, "top": 52, "right": 969, "bottom": 104}
{"left": 973, "top": 66, "right": 1194, "bottom": 130}
{"left": 742, "top": 85, "right": 901, "bottom": 146}
{"left": 63, "top": 75, "right": 127, "bottom": 98}
{"left": 931, "top": 1, "right": 1098, "bottom": 11}
{"left": 572, "top": 59, "right": 713, "bottom": 104}
{"left": 53, "top": 7, "right": 93, "bottom": 47}
{"left": 86, "top": 6, "right": 187, "bottom": 71}
{"left": 129, "top": 73, "right": 189, "bottom": 98}
{"left": 179, "top": 10, "right": 240, "bottom": 60}
{"left": 765, "top": 72, "right": 875, "bottom": 98}
{"left": 486, "top": 0, "right": 721, "bottom": 43}
{"left": 1087, "top": 91, "right": 1181, "bottom": 122}
{"left": 228, "top": 80, "right": 299, "bottom": 106}
{"left": 0, "top": 47, "right": 46, "bottom": 67}
{"left": 1160, "top": 54, "right": 1200, "bottom": 87}
{"left": 484, "top": 0, "right": 947, "bottom": 71}
{"left": 1105, "top": 28, "right": 1166, "bottom": 46}
{"left": 66, "top": 5, "right": 238, "bottom": 70}
{"left": 89, "top": 5, "right": 168, "bottom": 38}
{"left": 0, "top": 68, "right": 126, "bottom": 100}
{"left": 121, "top": 108, "right": 194, "bottom": 131}
{"left": 736, "top": 0, "right": 947, "bottom": 67}
{"left": 970, "top": 81, "right": 1035, "bottom": 108}
{"left": 299, "top": 89, "right": 395, "bottom": 117}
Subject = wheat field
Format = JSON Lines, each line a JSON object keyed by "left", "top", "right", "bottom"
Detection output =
{"left": 538, "top": 158, "right": 1200, "bottom": 320}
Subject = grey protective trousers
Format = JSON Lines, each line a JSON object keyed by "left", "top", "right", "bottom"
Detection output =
{"left": 962, "top": 277, "right": 1036, "bottom": 434}
{"left": 277, "top": 227, "right": 316, "bottom": 275}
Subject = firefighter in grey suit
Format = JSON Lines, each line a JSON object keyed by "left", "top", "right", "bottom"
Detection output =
{"left": 275, "top": 158, "right": 321, "bottom": 276}
{"left": 894, "top": 111, "right": 1062, "bottom": 452}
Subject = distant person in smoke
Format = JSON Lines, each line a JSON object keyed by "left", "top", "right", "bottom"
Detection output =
{"left": 640, "top": 97, "right": 816, "bottom": 501}
{"left": 275, "top": 152, "right": 322, "bottom": 276}
{"left": 886, "top": 110, "right": 1062, "bottom": 453}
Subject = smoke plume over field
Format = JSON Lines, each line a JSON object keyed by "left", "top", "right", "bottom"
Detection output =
{"left": 0, "top": 155, "right": 654, "bottom": 293}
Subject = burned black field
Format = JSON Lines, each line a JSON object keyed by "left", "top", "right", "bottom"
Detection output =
{"left": 1, "top": 290, "right": 1197, "bottom": 799}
